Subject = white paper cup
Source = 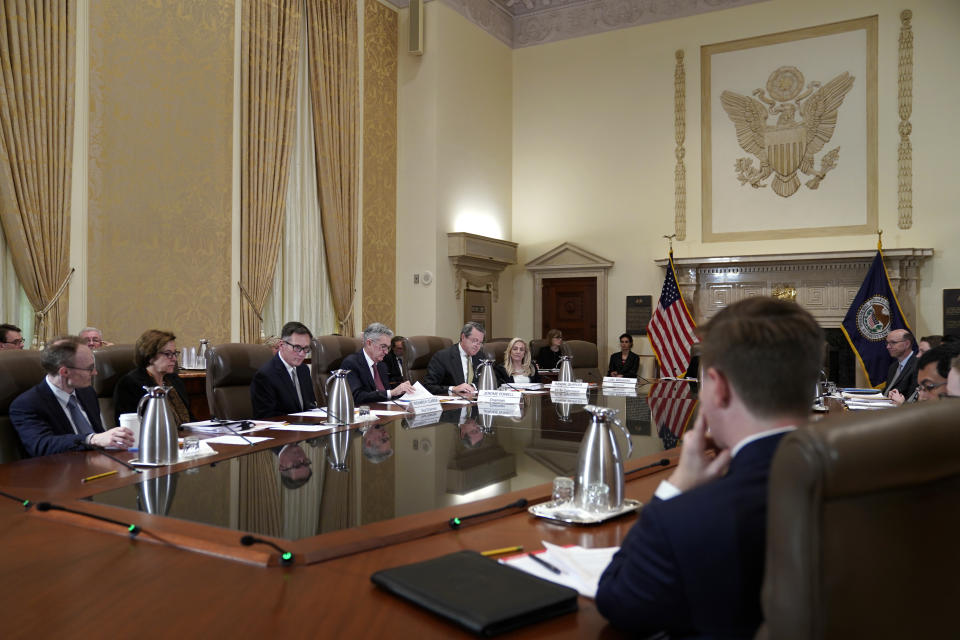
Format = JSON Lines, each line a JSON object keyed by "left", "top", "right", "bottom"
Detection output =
{"left": 119, "top": 413, "right": 141, "bottom": 448}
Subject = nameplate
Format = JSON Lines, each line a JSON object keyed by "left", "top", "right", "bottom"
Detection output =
{"left": 477, "top": 389, "right": 522, "bottom": 405}
{"left": 478, "top": 403, "right": 522, "bottom": 418}
{"left": 403, "top": 410, "right": 444, "bottom": 428}
{"left": 603, "top": 376, "right": 638, "bottom": 387}
{"left": 409, "top": 397, "right": 443, "bottom": 413}
{"left": 601, "top": 386, "right": 639, "bottom": 397}
{"left": 550, "top": 381, "right": 589, "bottom": 393}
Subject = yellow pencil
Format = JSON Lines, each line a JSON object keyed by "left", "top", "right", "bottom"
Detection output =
{"left": 81, "top": 470, "right": 118, "bottom": 483}
{"left": 480, "top": 545, "right": 523, "bottom": 557}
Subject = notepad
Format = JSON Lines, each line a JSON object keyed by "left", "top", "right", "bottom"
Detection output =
{"left": 371, "top": 550, "right": 578, "bottom": 636}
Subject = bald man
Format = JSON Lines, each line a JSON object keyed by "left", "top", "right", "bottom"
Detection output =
{"left": 884, "top": 329, "right": 918, "bottom": 402}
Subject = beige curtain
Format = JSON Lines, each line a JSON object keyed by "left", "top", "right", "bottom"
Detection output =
{"left": 305, "top": 1, "right": 359, "bottom": 337}
{"left": 0, "top": 0, "right": 76, "bottom": 344}
{"left": 239, "top": 0, "right": 301, "bottom": 343}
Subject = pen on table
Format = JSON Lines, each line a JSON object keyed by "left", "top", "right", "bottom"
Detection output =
{"left": 527, "top": 552, "right": 563, "bottom": 575}
{"left": 81, "top": 470, "right": 118, "bottom": 484}
{"left": 480, "top": 545, "right": 523, "bottom": 557}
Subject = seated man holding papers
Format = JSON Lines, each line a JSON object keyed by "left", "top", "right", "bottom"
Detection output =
{"left": 341, "top": 323, "right": 414, "bottom": 404}
{"left": 250, "top": 321, "right": 317, "bottom": 418}
{"left": 596, "top": 297, "right": 824, "bottom": 639}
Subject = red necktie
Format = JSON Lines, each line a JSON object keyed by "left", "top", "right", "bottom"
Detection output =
{"left": 373, "top": 364, "right": 385, "bottom": 391}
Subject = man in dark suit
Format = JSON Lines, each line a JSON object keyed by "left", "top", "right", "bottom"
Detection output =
{"left": 383, "top": 335, "right": 408, "bottom": 387}
{"left": 250, "top": 321, "right": 317, "bottom": 419}
{"left": 884, "top": 329, "right": 918, "bottom": 403}
{"left": 341, "top": 323, "right": 414, "bottom": 405}
{"left": 423, "top": 322, "right": 485, "bottom": 396}
{"left": 596, "top": 297, "right": 824, "bottom": 639}
{"left": 11, "top": 336, "right": 135, "bottom": 457}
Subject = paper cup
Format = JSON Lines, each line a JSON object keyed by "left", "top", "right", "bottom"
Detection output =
{"left": 119, "top": 413, "right": 141, "bottom": 448}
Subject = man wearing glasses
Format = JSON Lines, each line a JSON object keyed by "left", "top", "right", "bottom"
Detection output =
{"left": 914, "top": 342, "right": 960, "bottom": 402}
{"left": 884, "top": 329, "right": 918, "bottom": 402}
{"left": 0, "top": 323, "right": 24, "bottom": 349}
{"left": 79, "top": 326, "right": 114, "bottom": 350}
{"left": 423, "top": 322, "right": 486, "bottom": 397}
{"left": 341, "top": 323, "right": 414, "bottom": 405}
{"left": 10, "top": 336, "right": 134, "bottom": 457}
{"left": 251, "top": 321, "right": 317, "bottom": 419}
{"left": 946, "top": 353, "right": 960, "bottom": 398}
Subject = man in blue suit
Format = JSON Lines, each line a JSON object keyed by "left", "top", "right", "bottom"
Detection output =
{"left": 423, "top": 322, "right": 486, "bottom": 396}
{"left": 342, "top": 323, "right": 414, "bottom": 405}
{"left": 250, "top": 321, "right": 317, "bottom": 419}
{"left": 596, "top": 297, "right": 824, "bottom": 639}
{"left": 11, "top": 336, "right": 135, "bottom": 457}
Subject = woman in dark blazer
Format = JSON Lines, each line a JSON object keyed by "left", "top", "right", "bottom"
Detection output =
{"left": 535, "top": 329, "right": 566, "bottom": 369}
{"left": 495, "top": 337, "right": 541, "bottom": 384}
{"left": 113, "top": 329, "right": 193, "bottom": 425}
{"left": 608, "top": 333, "right": 640, "bottom": 378}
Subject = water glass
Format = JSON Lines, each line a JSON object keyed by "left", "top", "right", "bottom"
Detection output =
{"left": 584, "top": 482, "right": 611, "bottom": 514}
{"left": 552, "top": 477, "right": 574, "bottom": 506}
{"left": 182, "top": 436, "right": 200, "bottom": 457}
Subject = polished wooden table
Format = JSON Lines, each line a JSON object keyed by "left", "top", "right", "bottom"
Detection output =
{"left": 0, "top": 389, "right": 680, "bottom": 637}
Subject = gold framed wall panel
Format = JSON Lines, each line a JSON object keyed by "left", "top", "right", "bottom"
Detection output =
{"left": 701, "top": 16, "right": 878, "bottom": 242}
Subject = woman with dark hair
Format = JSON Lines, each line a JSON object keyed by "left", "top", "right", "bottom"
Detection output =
{"left": 608, "top": 333, "right": 640, "bottom": 378}
{"left": 113, "top": 329, "right": 193, "bottom": 426}
{"left": 535, "top": 329, "right": 566, "bottom": 369}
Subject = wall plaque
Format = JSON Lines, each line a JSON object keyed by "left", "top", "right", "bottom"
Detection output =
{"left": 626, "top": 296, "right": 652, "bottom": 335}
{"left": 944, "top": 289, "right": 960, "bottom": 337}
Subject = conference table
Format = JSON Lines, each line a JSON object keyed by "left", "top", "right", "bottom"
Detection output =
{"left": 0, "top": 383, "right": 692, "bottom": 637}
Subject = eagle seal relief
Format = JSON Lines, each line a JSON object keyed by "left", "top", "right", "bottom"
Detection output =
{"left": 720, "top": 66, "right": 855, "bottom": 197}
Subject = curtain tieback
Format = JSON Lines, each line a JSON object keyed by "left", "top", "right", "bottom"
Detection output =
{"left": 237, "top": 280, "right": 264, "bottom": 322}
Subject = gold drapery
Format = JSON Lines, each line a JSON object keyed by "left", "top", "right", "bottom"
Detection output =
{"left": 305, "top": 1, "right": 359, "bottom": 337}
{"left": 0, "top": 0, "right": 76, "bottom": 343}
{"left": 239, "top": 0, "right": 301, "bottom": 343}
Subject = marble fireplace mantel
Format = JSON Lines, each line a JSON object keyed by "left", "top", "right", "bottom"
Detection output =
{"left": 655, "top": 249, "right": 934, "bottom": 328}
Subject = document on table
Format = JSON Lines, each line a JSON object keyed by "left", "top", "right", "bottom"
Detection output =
{"left": 267, "top": 423, "right": 340, "bottom": 432}
{"left": 499, "top": 541, "right": 619, "bottom": 599}
{"left": 202, "top": 435, "right": 273, "bottom": 446}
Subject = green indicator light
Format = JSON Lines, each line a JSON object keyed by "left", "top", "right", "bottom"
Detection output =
{"left": 22, "top": 500, "right": 29, "bottom": 507}
{"left": 128, "top": 524, "right": 136, "bottom": 532}
{"left": 453, "top": 518, "right": 461, "bottom": 526}
{"left": 282, "top": 552, "right": 292, "bottom": 560}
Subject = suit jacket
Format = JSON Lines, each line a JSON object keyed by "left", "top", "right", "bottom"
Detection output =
{"left": 423, "top": 344, "right": 482, "bottom": 395}
{"left": 341, "top": 350, "right": 395, "bottom": 405}
{"left": 596, "top": 432, "right": 789, "bottom": 639}
{"left": 884, "top": 352, "right": 918, "bottom": 399}
{"left": 250, "top": 354, "right": 316, "bottom": 419}
{"left": 10, "top": 381, "right": 106, "bottom": 458}
{"left": 383, "top": 351, "right": 407, "bottom": 387}
{"left": 113, "top": 367, "right": 193, "bottom": 421}
{"left": 493, "top": 362, "right": 542, "bottom": 385}
{"left": 535, "top": 345, "right": 563, "bottom": 370}
{"left": 608, "top": 351, "right": 640, "bottom": 378}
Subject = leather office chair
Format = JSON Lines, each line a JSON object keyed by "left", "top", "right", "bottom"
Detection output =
{"left": 759, "top": 400, "right": 960, "bottom": 639}
{"left": 482, "top": 339, "right": 509, "bottom": 365}
{"left": 311, "top": 335, "right": 362, "bottom": 400}
{"left": 564, "top": 339, "right": 602, "bottom": 382}
{"left": 92, "top": 344, "right": 136, "bottom": 428}
{"left": 0, "top": 350, "right": 45, "bottom": 463}
{"left": 205, "top": 343, "right": 274, "bottom": 420}
{"left": 404, "top": 335, "right": 453, "bottom": 385}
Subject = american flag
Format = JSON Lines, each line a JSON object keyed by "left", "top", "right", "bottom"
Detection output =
{"left": 648, "top": 251, "right": 698, "bottom": 378}
{"left": 648, "top": 379, "right": 697, "bottom": 450}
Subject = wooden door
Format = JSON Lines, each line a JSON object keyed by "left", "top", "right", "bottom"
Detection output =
{"left": 541, "top": 277, "right": 597, "bottom": 343}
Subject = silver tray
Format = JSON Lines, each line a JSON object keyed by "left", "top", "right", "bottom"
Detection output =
{"left": 528, "top": 498, "right": 642, "bottom": 526}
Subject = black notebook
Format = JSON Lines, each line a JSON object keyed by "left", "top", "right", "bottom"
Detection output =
{"left": 371, "top": 550, "right": 579, "bottom": 636}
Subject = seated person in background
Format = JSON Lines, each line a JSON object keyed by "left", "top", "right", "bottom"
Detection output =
{"left": 79, "top": 326, "right": 114, "bottom": 349}
{"left": 946, "top": 354, "right": 960, "bottom": 397}
{"left": 383, "top": 335, "right": 408, "bottom": 387}
{"left": 596, "top": 297, "right": 824, "bottom": 639}
{"left": 113, "top": 329, "right": 193, "bottom": 426}
{"left": 885, "top": 329, "right": 918, "bottom": 405}
{"left": 342, "top": 323, "right": 414, "bottom": 404}
{"left": 0, "top": 323, "right": 24, "bottom": 350}
{"left": 423, "top": 322, "right": 485, "bottom": 397}
{"left": 11, "top": 336, "right": 134, "bottom": 457}
{"left": 251, "top": 321, "right": 317, "bottom": 419}
{"left": 914, "top": 342, "right": 960, "bottom": 402}
{"left": 263, "top": 335, "right": 282, "bottom": 355}
{"left": 607, "top": 333, "right": 640, "bottom": 378}
{"left": 535, "top": 329, "right": 566, "bottom": 369}
{"left": 918, "top": 334, "right": 942, "bottom": 356}
{"left": 495, "top": 337, "right": 541, "bottom": 384}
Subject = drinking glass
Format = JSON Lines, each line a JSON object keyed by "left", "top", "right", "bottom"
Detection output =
{"left": 552, "top": 477, "right": 574, "bottom": 506}
{"left": 584, "top": 482, "right": 610, "bottom": 514}
{"left": 182, "top": 436, "right": 200, "bottom": 457}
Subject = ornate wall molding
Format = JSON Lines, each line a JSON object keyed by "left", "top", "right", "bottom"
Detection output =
{"left": 897, "top": 9, "right": 914, "bottom": 229}
{"left": 674, "top": 49, "right": 687, "bottom": 241}
{"left": 447, "top": 232, "right": 518, "bottom": 301}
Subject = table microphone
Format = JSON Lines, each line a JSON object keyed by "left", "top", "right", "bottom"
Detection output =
{"left": 240, "top": 535, "right": 294, "bottom": 566}
{"left": 0, "top": 489, "right": 31, "bottom": 509}
{"left": 35, "top": 501, "right": 141, "bottom": 536}
{"left": 448, "top": 498, "right": 528, "bottom": 529}
{"left": 625, "top": 458, "right": 671, "bottom": 476}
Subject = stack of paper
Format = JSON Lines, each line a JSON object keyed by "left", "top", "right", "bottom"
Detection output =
{"left": 841, "top": 389, "right": 896, "bottom": 410}
{"left": 499, "top": 541, "right": 619, "bottom": 599}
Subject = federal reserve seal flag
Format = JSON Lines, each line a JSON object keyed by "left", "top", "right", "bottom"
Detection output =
{"left": 841, "top": 243, "right": 912, "bottom": 388}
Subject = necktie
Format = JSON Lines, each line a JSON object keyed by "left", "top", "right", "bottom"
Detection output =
{"left": 67, "top": 395, "right": 94, "bottom": 435}
{"left": 397, "top": 357, "right": 404, "bottom": 380}
{"left": 466, "top": 356, "right": 474, "bottom": 385}
{"left": 291, "top": 368, "right": 304, "bottom": 410}
{"left": 373, "top": 363, "right": 386, "bottom": 391}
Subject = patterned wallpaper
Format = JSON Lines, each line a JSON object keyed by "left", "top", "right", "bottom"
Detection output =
{"left": 88, "top": 0, "right": 233, "bottom": 348}
{"left": 361, "top": 0, "right": 399, "bottom": 332}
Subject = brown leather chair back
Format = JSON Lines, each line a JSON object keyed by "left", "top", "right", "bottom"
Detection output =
{"left": 405, "top": 335, "right": 453, "bottom": 385}
{"left": 310, "top": 335, "right": 362, "bottom": 398}
{"left": 205, "top": 343, "right": 274, "bottom": 420}
{"left": 0, "top": 350, "right": 45, "bottom": 463}
{"left": 759, "top": 400, "right": 960, "bottom": 639}
{"left": 482, "top": 340, "right": 510, "bottom": 366}
{"left": 565, "top": 339, "right": 602, "bottom": 382}
{"left": 92, "top": 344, "right": 136, "bottom": 428}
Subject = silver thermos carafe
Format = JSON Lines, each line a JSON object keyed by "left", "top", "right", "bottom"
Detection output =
{"left": 326, "top": 429, "right": 351, "bottom": 471}
{"left": 475, "top": 358, "right": 498, "bottom": 391}
{"left": 325, "top": 369, "right": 354, "bottom": 425}
{"left": 558, "top": 355, "right": 574, "bottom": 382}
{"left": 137, "top": 385, "right": 180, "bottom": 464}
{"left": 575, "top": 405, "right": 633, "bottom": 509}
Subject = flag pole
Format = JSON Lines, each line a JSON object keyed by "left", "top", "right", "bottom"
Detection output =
{"left": 662, "top": 234, "right": 676, "bottom": 256}
{"left": 877, "top": 228, "right": 883, "bottom": 251}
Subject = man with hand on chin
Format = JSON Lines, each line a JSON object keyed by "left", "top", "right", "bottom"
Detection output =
{"left": 597, "top": 297, "right": 824, "bottom": 639}
{"left": 11, "top": 336, "right": 135, "bottom": 457}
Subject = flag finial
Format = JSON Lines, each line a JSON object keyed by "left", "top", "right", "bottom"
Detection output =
{"left": 663, "top": 234, "right": 676, "bottom": 255}
{"left": 877, "top": 229, "right": 883, "bottom": 251}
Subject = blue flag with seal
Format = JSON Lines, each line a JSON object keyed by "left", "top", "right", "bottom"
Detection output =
{"left": 840, "top": 246, "right": 912, "bottom": 389}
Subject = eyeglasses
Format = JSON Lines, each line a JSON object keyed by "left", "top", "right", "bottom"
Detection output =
{"left": 278, "top": 459, "right": 312, "bottom": 472}
{"left": 66, "top": 364, "right": 96, "bottom": 373}
{"left": 885, "top": 339, "right": 906, "bottom": 346}
{"left": 158, "top": 350, "right": 181, "bottom": 360}
{"left": 3, "top": 338, "right": 24, "bottom": 346}
{"left": 919, "top": 381, "right": 947, "bottom": 392}
{"left": 283, "top": 341, "right": 310, "bottom": 355}
{"left": 464, "top": 337, "right": 484, "bottom": 346}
